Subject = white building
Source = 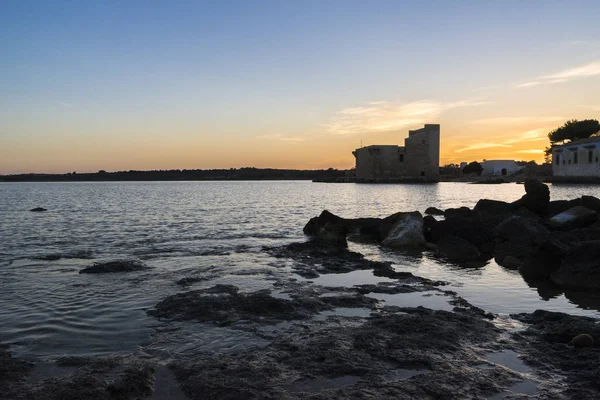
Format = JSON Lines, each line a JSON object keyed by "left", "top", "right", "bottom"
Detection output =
{"left": 481, "top": 160, "right": 523, "bottom": 176}
{"left": 552, "top": 137, "right": 600, "bottom": 177}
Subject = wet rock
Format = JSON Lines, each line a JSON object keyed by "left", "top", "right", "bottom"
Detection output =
{"left": 30, "top": 207, "right": 47, "bottom": 212}
{"left": 380, "top": 212, "right": 424, "bottom": 248}
{"left": 513, "top": 178, "right": 550, "bottom": 215}
{"left": 107, "top": 365, "right": 156, "bottom": 399}
{"left": 175, "top": 276, "right": 209, "bottom": 286}
{"left": 303, "top": 210, "right": 349, "bottom": 246}
{"left": 169, "top": 306, "right": 510, "bottom": 400}
{"left": 473, "top": 199, "right": 513, "bottom": 226}
{"left": 0, "top": 347, "right": 32, "bottom": 397}
{"left": 443, "top": 206, "right": 474, "bottom": 219}
{"left": 424, "top": 206, "right": 444, "bottom": 216}
{"left": 79, "top": 260, "right": 149, "bottom": 274}
{"left": 519, "top": 237, "right": 571, "bottom": 280}
{"left": 148, "top": 284, "right": 377, "bottom": 326}
{"left": 570, "top": 333, "right": 594, "bottom": 348}
{"left": 493, "top": 216, "right": 549, "bottom": 267}
{"left": 551, "top": 240, "right": 600, "bottom": 289}
{"left": 511, "top": 309, "right": 600, "bottom": 398}
{"left": 501, "top": 255, "right": 522, "bottom": 270}
{"left": 436, "top": 234, "right": 481, "bottom": 263}
{"left": 548, "top": 200, "right": 572, "bottom": 217}
{"left": 549, "top": 206, "right": 598, "bottom": 231}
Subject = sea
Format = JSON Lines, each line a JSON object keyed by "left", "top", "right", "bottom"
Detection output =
{"left": 1, "top": 181, "right": 599, "bottom": 362}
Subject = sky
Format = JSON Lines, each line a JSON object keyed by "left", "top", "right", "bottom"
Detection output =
{"left": 1, "top": 0, "right": 600, "bottom": 174}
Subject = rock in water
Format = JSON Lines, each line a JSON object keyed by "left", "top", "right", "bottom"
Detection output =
{"left": 512, "top": 178, "right": 550, "bottom": 215}
{"left": 424, "top": 207, "right": 444, "bottom": 216}
{"left": 436, "top": 234, "right": 480, "bottom": 262}
{"left": 381, "top": 212, "right": 424, "bottom": 248}
{"left": 30, "top": 207, "right": 47, "bottom": 212}
{"left": 79, "top": 260, "right": 149, "bottom": 274}
{"left": 570, "top": 333, "right": 594, "bottom": 348}
{"left": 549, "top": 206, "right": 598, "bottom": 231}
{"left": 551, "top": 241, "right": 600, "bottom": 289}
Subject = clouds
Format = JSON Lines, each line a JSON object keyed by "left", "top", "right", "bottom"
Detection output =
{"left": 453, "top": 128, "right": 549, "bottom": 155}
{"left": 517, "top": 61, "right": 600, "bottom": 88}
{"left": 256, "top": 134, "right": 306, "bottom": 144}
{"left": 471, "top": 116, "right": 564, "bottom": 125}
{"left": 326, "top": 99, "right": 488, "bottom": 135}
{"left": 455, "top": 143, "right": 511, "bottom": 153}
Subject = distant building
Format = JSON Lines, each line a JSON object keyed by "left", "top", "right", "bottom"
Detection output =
{"left": 481, "top": 160, "right": 523, "bottom": 176}
{"left": 552, "top": 137, "right": 600, "bottom": 177}
{"left": 352, "top": 124, "right": 440, "bottom": 181}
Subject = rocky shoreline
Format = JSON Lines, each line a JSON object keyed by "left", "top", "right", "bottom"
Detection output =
{"left": 2, "top": 179, "right": 600, "bottom": 399}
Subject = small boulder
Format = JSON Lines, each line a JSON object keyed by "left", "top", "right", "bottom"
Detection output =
{"left": 519, "top": 237, "right": 571, "bottom": 281}
{"left": 444, "top": 207, "right": 474, "bottom": 219}
{"left": 436, "top": 234, "right": 480, "bottom": 263}
{"left": 381, "top": 212, "right": 425, "bottom": 248}
{"left": 473, "top": 199, "right": 513, "bottom": 226}
{"left": 303, "top": 210, "right": 345, "bottom": 236}
{"left": 303, "top": 210, "right": 349, "bottom": 246}
{"left": 551, "top": 241, "right": 600, "bottom": 289}
{"left": 512, "top": 178, "right": 550, "bottom": 215}
{"left": 581, "top": 195, "right": 600, "bottom": 213}
{"left": 424, "top": 207, "right": 444, "bottom": 216}
{"left": 549, "top": 206, "right": 598, "bottom": 231}
{"left": 501, "top": 255, "right": 522, "bottom": 270}
{"left": 30, "top": 207, "right": 47, "bottom": 212}
{"left": 570, "top": 333, "right": 594, "bottom": 348}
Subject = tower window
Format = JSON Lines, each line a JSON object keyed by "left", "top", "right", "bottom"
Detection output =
{"left": 574, "top": 152, "right": 578, "bottom": 164}
{"left": 555, "top": 154, "right": 560, "bottom": 165}
{"left": 589, "top": 151, "right": 594, "bottom": 163}
{"left": 399, "top": 154, "right": 404, "bottom": 162}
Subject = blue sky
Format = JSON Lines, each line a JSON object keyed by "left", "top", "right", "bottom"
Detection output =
{"left": 2, "top": 1, "right": 600, "bottom": 173}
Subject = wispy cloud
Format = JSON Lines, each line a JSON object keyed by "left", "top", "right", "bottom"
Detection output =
{"left": 472, "top": 116, "right": 564, "bottom": 125}
{"left": 517, "top": 149, "right": 544, "bottom": 154}
{"left": 326, "top": 99, "right": 489, "bottom": 135}
{"left": 455, "top": 143, "right": 512, "bottom": 153}
{"left": 58, "top": 102, "right": 74, "bottom": 108}
{"left": 256, "top": 134, "right": 306, "bottom": 144}
{"left": 517, "top": 61, "right": 600, "bottom": 88}
{"left": 502, "top": 128, "right": 548, "bottom": 144}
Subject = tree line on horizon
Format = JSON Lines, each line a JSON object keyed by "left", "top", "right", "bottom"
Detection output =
{"left": 0, "top": 167, "right": 347, "bottom": 182}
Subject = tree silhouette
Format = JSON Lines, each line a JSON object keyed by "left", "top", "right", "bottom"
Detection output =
{"left": 544, "top": 119, "right": 600, "bottom": 162}
{"left": 462, "top": 161, "right": 483, "bottom": 176}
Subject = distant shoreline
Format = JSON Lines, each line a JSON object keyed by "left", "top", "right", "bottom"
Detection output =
{"left": 0, "top": 168, "right": 347, "bottom": 182}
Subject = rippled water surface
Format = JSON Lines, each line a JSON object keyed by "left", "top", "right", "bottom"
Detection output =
{"left": 1, "top": 181, "right": 599, "bottom": 360}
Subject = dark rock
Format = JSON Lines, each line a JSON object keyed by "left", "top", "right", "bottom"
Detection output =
{"left": 443, "top": 206, "right": 474, "bottom": 219}
{"left": 551, "top": 240, "right": 600, "bottom": 289}
{"left": 423, "top": 215, "right": 438, "bottom": 243}
{"left": 424, "top": 206, "right": 444, "bottom": 216}
{"left": 512, "top": 178, "right": 550, "bottom": 215}
{"left": 107, "top": 364, "right": 156, "bottom": 399}
{"left": 493, "top": 216, "right": 549, "bottom": 267}
{"left": 549, "top": 206, "right": 598, "bottom": 231}
{"left": 0, "top": 347, "right": 32, "bottom": 397}
{"left": 581, "top": 195, "right": 600, "bottom": 213}
{"left": 436, "top": 234, "right": 481, "bottom": 263}
{"left": 303, "top": 210, "right": 344, "bottom": 236}
{"left": 519, "top": 237, "right": 571, "bottom": 281}
{"left": 30, "top": 207, "right": 47, "bottom": 212}
{"left": 570, "top": 333, "right": 594, "bottom": 348}
{"left": 501, "top": 255, "right": 522, "bottom": 270}
{"left": 473, "top": 199, "right": 513, "bottom": 226}
{"left": 148, "top": 284, "right": 377, "bottom": 326}
{"left": 548, "top": 200, "right": 572, "bottom": 218}
{"left": 380, "top": 211, "right": 424, "bottom": 248}
{"left": 79, "top": 259, "right": 149, "bottom": 274}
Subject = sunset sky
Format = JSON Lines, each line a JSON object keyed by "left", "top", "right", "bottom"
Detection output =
{"left": 2, "top": 1, "right": 600, "bottom": 174}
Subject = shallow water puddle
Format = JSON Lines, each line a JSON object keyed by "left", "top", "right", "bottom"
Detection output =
{"left": 288, "top": 375, "right": 361, "bottom": 392}
{"left": 488, "top": 380, "right": 538, "bottom": 399}
{"left": 370, "top": 292, "right": 455, "bottom": 311}
{"left": 383, "top": 368, "right": 428, "bottom": 381}
{"left": 309, "top": 269, "right": 395, "bottom": 288}
{"left": 484, "top": 350, "right": 530, "bottom": 373}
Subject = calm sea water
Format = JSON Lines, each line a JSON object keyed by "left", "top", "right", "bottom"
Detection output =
{"left": 1, "top": 181, "right": 599, "bottom": 360}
